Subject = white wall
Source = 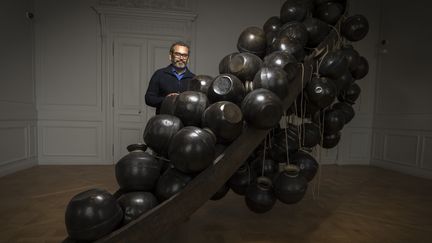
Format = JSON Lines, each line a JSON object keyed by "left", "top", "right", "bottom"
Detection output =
{"left": 0, "top": 0, "right": 38, "bottom": 176}
{"left": 371, "top": 0, "right": 432, "bottom": 178}
{"left": 35, "top": 0, "right": 109, "bottom": 164}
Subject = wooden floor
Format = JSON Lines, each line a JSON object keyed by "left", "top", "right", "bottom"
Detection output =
{"left": 0, "top": 165, "right": 431, "bottom": 243}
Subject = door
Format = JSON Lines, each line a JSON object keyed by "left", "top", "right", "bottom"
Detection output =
{"left": 112, "top": 35, "right": 174, "bottom": 161}
{"left": 376, "top": 0, "right": 432, "bottom": 115}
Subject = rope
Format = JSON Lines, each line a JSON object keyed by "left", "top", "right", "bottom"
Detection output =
{"left": 299, "top": 63, "right": 305, "bottom": 150}
{"left": 317, "top": 109, "right": 327, "bottom": 199}
{"left": 328, "top": 24, "right": 342, "bottom": 50}
{"left": 316, "top": 46, "right": 329, "bottom": 78}
{"left": 261, "top": 136, "right": 267, "bottom": 177}
{"left": 283, "top": 111, "right": 290, "bottom": 165}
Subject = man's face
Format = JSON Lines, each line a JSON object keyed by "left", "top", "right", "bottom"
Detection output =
{"left": 170, "top": 45, "right": 189, "bottom": 69}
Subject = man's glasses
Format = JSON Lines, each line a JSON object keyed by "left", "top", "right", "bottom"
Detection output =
{"left": 172, "top": 52, "right": 189, "bottom": 59}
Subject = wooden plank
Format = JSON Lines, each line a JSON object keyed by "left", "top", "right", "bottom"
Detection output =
{"left": 65, "top": 24, "right": 339, "bottom": 243}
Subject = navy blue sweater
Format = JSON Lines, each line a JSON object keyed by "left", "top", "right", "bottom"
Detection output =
{"left": 145, "top": 65, "right": 195, "bottom": 114}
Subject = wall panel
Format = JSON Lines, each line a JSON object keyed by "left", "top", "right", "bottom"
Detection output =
{"left": 372, "top": 129, "right": 432, "bottom": 179}
{"left": 372, "top": 132, "right": 384, "bottom": 160}
{"left": 420, "top": 136, "right": 432, "bottom": 171}
{"left": 38, "top": 122, "right": 106, "bottom": 164}
{"left": 0, "top": 121, "right": 37, "bottom": 177}
{"left": 319, "top": 128, "right": 372, "bottom": 165}
{"left": 383, "top": 134, "right": 419, "bottom": 166}
{"left": 0, "top": 126, "right": 28, "bottom": 166}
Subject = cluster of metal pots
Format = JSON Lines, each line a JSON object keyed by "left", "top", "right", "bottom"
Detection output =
{"left": 213, "top": 0, "right": 370, "bottom": 214}
{"left": 63, "top": 1, "right": 372, "bottom": 240}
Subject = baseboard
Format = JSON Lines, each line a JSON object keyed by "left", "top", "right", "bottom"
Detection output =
{"left": 38, "top": 160, "right": 113, "bottom": 165}
{"left": 0, "top": 158, "right": 38, "bottom": 178}
{"left": 371, "top": 159, "right": 432, "bottom": 179}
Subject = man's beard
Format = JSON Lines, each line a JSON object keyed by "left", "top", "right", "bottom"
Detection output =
{"left": 173, "top": 60, "right": 186, "bottom": 69}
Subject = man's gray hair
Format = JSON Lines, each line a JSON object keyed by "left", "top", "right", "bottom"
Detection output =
{"left": 169, "top": 41, "right": 190, "bottom": 54}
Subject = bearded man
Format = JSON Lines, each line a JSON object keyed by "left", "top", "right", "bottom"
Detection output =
{"left": 145, "top": 41, "right": 195, "bottom": 114}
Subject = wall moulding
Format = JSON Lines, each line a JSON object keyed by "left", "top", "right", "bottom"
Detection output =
{"left": 382, "top": 133, "right": 420, "bottom": 167}
{"left": 93, "top": 5, "right": 197, "bottom": 22}
{"left": 0, "top": 125, "right": 28, "bottom": 167}
{"left": 92, "top": 5, "right": 198, "bottom": 52}
{"left": 0, "top": 102, "right": 37, "bottom": 121}
{"left": 109, "top": 19, "right": 189, "bottom": 37}
{"left": 39, "top": 124, "right": 102, "bottom": 157}
{"left": 372, "top": 159, "right": 432, "bottom": 180}
{"left": 98, "top": 0, "right": 192, "bottom": 12}
{"left": 373, "top": 114, "right": 432, "bottom": 131}
{"left": 420, "top": 136, "right": 432, "bottom": 171}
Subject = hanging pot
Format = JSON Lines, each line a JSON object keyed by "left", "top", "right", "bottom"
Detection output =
{"left": 314, "top": 1, "right": 345, "bottom": 26}
{"left": 321, "top": 131, "right": 341, "bottom": 149}
{"left": 280, "top": 0, "right": 310, "bottom": 23}
{"left": 273, "top": 165, "right": 307, "bottom": 204}
{"left": 302, "top": 17, "right": 330, "bottom": 47}
{"left": 273, "top": 164, "right": 308, "bottom": 204}
{"left": 270, "top": 36, "right": 306, "bottom": 62}
{"left": 241, "top": 88, "right": 283, "bottom": 129}
{"left": 332, "top": 101, "right": 355, "bottom": 124}
{"left": 244, "top": 177, "right": 276, "bottom": 213}
{"left": 338, "top": 82, "right": 361, "bottom": 105}
{"left": 210, "top": 183, "right": 230, "bottom": 201}
{"left": 341, "top": 14, "right": 369, "bottom": 42}
{"left": 251, "top": 66, "right": 292, "bottom": 100}
{"left": 318, "top": 50, "right": 349, "bottom": 80}
{"left": 301, "top": 122, "right": 321, "bottom": 148}
{"left": 305, "top": 76, "right": 337, "bottom": 109}
{"left": 290, "top": 150, "right": 319, "bottom": 181}
{"left": 278, "top": 21, "right": 309, "bottom": 47}
{"left": 270, "top": 124, "right": 300, "bottom": 163}
{"left": 250, "top": 157, "right": 279, "bottom": 180}
{"left": 263, "top": 16, "right": 282, "bottom": 34}
{"left": 351, "top": 56, "right": 369, "bottom": 80}
{"left": 228, "top": 164, "right": 255, "bottom": 195}
{"left": 237, "top": 26, "right": 267, "bottom": 58}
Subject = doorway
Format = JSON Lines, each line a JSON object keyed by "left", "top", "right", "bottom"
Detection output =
{"left": 112, "top": 35, "right": 175, "bottom": 161}
{"left": 96, "top": 7, "right": 197, "bottom": 162}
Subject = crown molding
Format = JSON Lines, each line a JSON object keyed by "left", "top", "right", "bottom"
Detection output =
{"left": 93, "top": 5, "right": 197, "bottom": 21}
